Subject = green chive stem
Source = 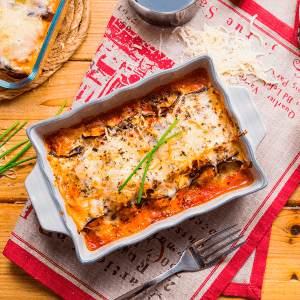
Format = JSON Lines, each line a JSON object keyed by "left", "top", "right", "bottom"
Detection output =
{"left": 0, "top": 100, "right": 67, "bottom": 175}
{"left": 138, "top": 152, "right": 155, "bottom": 203}
{"left": 118, "top": 119, "right": 180, "bottom": 192}
{"left": 0, "top": 156, "right": 37, "bottom": 175}
{"left": 0, "top": 120, "right": 28, "bottom": 149}
{"left": 119, "top": 130, "right": 182, "bottom": 192}
{"left": 0, "top": 121, "right": 20, "bottom": 141}
{"left": 55, "top": 99, "right": 68, "bottom": 116}
{"left": 0, "top": 139, "right": 29, "bottom": 160}
{"left": 137, "top": 131, "right": 182, "bottom": 203}
{"left": 0, "top": 142, "right": 32, "bottom": 172}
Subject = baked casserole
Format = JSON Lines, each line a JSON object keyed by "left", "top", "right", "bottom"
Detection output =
{"left": 44, "top": 68, "right": 254, "bottom": 251}
{"left": 0, "top": 0, "right": 61, "bottom": 79}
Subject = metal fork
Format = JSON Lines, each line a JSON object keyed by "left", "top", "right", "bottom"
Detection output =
{"left": 115, "top": 224, "right": 245, "bottom": 300}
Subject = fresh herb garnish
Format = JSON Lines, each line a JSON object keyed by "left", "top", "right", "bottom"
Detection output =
{"left": 137, "top": 130, "right": 182, "bottom": 203}
{"left": 0, "top": 100, "right": 68, "bottom": 176}
{"left": 0, "top": 120, "right": 28, "bottom": 149}
{"left": 0, "top": 121, "right": 20, "bottom": 141}
{"left": 118, "top": 119, "right": 180, "bottom": 192}
{"left": 0, "top": 156, "right": 38, "bottom": 174}
{"left": 0, "top": 142, "right": 33, "bottom": 173}
{"left": 118, "top": 119, "right": 182, "bottom": 203}
{"left": 0, "top": 139, "right": 29, "bottom": 161}
{"left": 55, "top": 99, "right": 67, "bottom": 116}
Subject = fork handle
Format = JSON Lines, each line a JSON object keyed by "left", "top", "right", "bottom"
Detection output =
{"left": 115, "top": 263, "right": 183, "bottom": 300}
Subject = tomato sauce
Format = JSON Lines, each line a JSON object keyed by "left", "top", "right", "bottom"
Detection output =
{"left": 84, "top": 166, "right": 253, "bottom": 251}
{"left": 44, "top": 68, "right": 254, "bottom": 251}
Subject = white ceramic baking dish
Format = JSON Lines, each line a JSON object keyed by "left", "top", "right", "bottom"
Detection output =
{"left": 25, "top": 54, "right": 268, "bottom": 264}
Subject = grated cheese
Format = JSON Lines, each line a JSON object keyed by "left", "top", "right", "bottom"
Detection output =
{"left": 264, "top": 66, "right": 277, "bottom": 77}
{"left": 249, "top": 14, "right": 263, "bottom": 45}
{"left": 172, "top": 26, "right": 182, "bottom": 34}
{"left": 179, "top": 25, "right": 276, "bottom": 84}
{"left": 2, "top": 170, "right": 17, "bottom": 179}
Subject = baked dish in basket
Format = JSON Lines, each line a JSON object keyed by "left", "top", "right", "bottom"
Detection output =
{"left": 44, "top": 68, "right": 254, "bottom": 251}
{"left": 0, "top": 0, "right": 61, "bottom": 78}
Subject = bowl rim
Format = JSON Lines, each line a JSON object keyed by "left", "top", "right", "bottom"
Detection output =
{"left": 128, "top": 0, "right": 198, "bottom": 15}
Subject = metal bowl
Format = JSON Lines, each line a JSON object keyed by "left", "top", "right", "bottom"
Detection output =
{"left": 128, "top": 0, "right": 201, "bottom": 27}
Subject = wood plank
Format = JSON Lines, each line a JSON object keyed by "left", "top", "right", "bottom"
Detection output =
{"left": 286, "top": 188, "right": 300, "bottom": 207}
{"left": 1, "top": 61, "right": 90, "bottom": 120}
{"left": 0, "top": 204, "right": 61, "bottom": 299}
{"left": 261, "top": 207, "right": 300, "bottom": 300}
{"left": 1, "top": 204, "right": 300, "bottom": 299}
{"left": 0, "top": 61, "right": 91, "bottom": 201}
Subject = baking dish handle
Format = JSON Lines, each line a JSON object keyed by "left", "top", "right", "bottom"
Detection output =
{"left": 25, "top": 163, "right": 70, "bottom": 236}
{"left": 224, "top": 84, "right": 267, "bottom": 152}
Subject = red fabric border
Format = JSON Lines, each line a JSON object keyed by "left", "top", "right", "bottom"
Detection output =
{"left": 223, "top": 283, "right": 258, "bottom": 299}
{"left": 222, "top": 227, "right": 272, "bottom": 300}
{"left": 3, "top": 240, "right": 98, "bottom": 300}
{"left": 232, "top": 0, "right": 300, "bottom": 48}
{"left": 249, "top": 226, "right": 272, "bottom": 298}
{"left": 197, "top": 162, "right": 300, "bottom": 300}
{"left": 4, "top": 232, "right": 108, "bottom": 300}
{"left": 218, "top": 0, "right": 300, "bottom": 57}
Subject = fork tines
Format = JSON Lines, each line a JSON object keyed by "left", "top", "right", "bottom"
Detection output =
{"left": 193, "top": 224, "right": 246, "bottom": 268}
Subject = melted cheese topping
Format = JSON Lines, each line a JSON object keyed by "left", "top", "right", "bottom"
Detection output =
{"left": 179, "top": 25, "right": 276, "bottom": 84}
{"left": 26, "top": 0, "right": 60, "bottom": 13}
{"left": 44, "top": 69, "right": 250, "bottom": 233}
{"left": 0, "top": 0, "right": 59, "bottom": 76}
{"left": 249, "top": 14, "right": 263, "bottom": 45}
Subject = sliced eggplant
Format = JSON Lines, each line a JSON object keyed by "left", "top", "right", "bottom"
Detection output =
{"left": 187, "top": 86, "right": 208, "bottom": 95}
{"left": 217, "top": 160, "right": 243, "bottom": 174}
{"left": 81, "top": 217, "right": 97, "bottom": 232}
{"left": 189, "top": 163, "right": 216, "bottom": 178}
{"left": 49, "top": 145, "right": 84, "bottom": 158}
{"left": 160, "top": 94, "right": 181, "bottom": 116}
{"left": 224, "top": 152, "right": 239, "bottom": 161}
{"left": 82, "top": 113, "right": 138, "bottom": 138}
{"left": 82, "top": 132, "right": 105, "bottom": 139}
{"left": 148, "top": 94, "right": 167, "bottom": 109}
{"left": 116, "top": 113, "right": 138, "bottom": 130}
{"left": 1, "top": 63, "right": 28, "bottom": 79}
{"left": 140, "top": 195, "right": 171, "bottom": 203}
{"left": 110, "top": 202, "right": 134, "bottom": 220}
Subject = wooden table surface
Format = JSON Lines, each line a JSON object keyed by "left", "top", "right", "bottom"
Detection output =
{"left": 0, "top": 0, "right": 300, "bottom": 299}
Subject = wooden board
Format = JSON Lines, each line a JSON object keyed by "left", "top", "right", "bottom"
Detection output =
{"left": 0, "top": 0, "right": 299, "bottom": 298}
